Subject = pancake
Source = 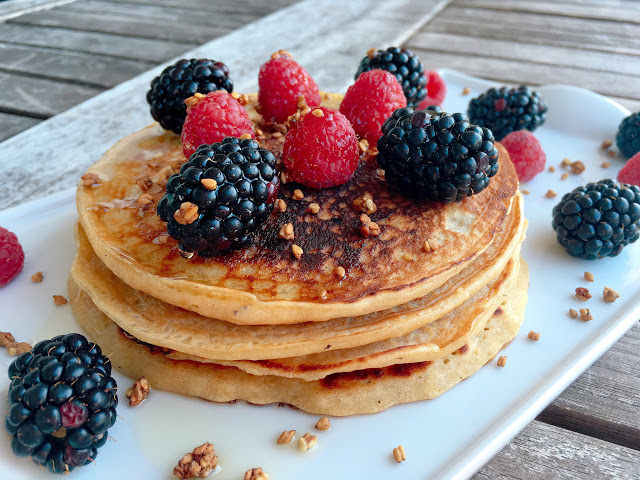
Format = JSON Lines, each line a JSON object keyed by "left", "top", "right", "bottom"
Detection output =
{"left": 76, "top": 93, "right": 519, "bottom": 325}
{"left": 71, "top": 193, "right": 525, "bottom": 360}
{"left": 68, "top": 260, "right": 528, "bottom": 416}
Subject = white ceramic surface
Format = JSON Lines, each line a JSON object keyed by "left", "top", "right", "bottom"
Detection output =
{"left": 0, "top": 71, "right": 637, "bottom": 480}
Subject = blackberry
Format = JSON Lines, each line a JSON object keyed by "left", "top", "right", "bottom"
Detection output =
{"left": 146, "top": 58, "right": 233, "bottom": 134}
{"left": 552, "top": 179, "right": 640, "bottom": 260}
{"left": 377, "top": 106, "right": 499, "bottom": 203}
{"left": 467, "top": 85, "right": 547, "bottom": 141}
{"left": 616, "top": 112, "right": 640, "bottom": 159}
{"left": 355, "top": 47, "right": 427, "bottom": 107}
{"left": 5, "top": 333, "right": 118, "bottom": 475}
{"left": 157, "top": 137, "right": 279, "bottom": 257}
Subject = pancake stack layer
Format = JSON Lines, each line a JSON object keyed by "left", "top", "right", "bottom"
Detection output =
{"left": 69, "top": 94, "right": 528, "bottom": 416}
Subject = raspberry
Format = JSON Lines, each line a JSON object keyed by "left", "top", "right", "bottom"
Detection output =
{"left": 181, "top": 92, "right": 253, "bottom": 158}
{"left": 500, "top": 130, "right": 546, "bottom": 182}
{"left": 339, "top": 70, "right": 406, "bottom": 144}
{"left": 283, "top": 107, "right": 359, "bottom": 189}
{"left": 418, "top": 70, "right": 447, "bottom": 109}
{"left": 258, "top": 51, "right": 321, "bottom": 124}
{"left": 618, "top": 151, "right": 640, "bottom": 186}
{"left": 0, "top": 226, "right": 24, "bottom": 287}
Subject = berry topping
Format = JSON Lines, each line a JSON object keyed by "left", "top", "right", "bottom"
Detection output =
{"left": 181, "top": 91, "right": 253, "bottom": 158}
{"left": 616, "top": 112, "right": 640, "bottom": 159}
{"left": 0, "top": 226, "right": 24, "bottom": 287}
{"left": 552, "top": 179, "right": 640, "bottom": 259}
{"left": 146, "top": 58, "right": 233, "bottom": 134}
{"left": 339, "top": 69, "right": 406, "bottom": 144}
{"left": 467, "top": 85, "right": 547, "bottom": 141}
{"left": 157, "top": 137, "right": 279, "bottom": 257}
{"left": 377, "top": 106, "right": 499, "bottom": 203}
{"left": 418, "top": 70, "right": 447, "bottom": 109}
{"left": 258, "top": 51, "right": 321, "bottom": 124}
{"left": 500, "top": 130, "right": 546, "bottom": 182}
{"left": 618, "top": 151, "right": 640, "bottom": 186}
{"left": 5, "top": 333, "right": 117, "bottom": 474}
{"left": 356, "top": 47, "right": 427, "bottom": 107}
{"left": 283, "top": 107, "right": 360, "bottom": 189}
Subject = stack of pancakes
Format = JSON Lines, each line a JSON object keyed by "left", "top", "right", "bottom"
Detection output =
{"left": 69, "top": 94, "right": 527, "bottom": 416}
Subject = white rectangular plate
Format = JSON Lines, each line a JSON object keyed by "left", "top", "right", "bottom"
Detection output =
{"left": 1, "top": 71, "right": 638, "bottom": 479}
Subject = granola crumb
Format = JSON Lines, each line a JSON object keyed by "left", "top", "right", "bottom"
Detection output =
{"left": 601, "top": 161, "right": 611, "bottom": 169}
{"left": 570, "top": 161, "right": 585, "bottom": 174}
{"left": 315, "top": 416, "right": 331, "bottom": 431}
{"left": 291, "top": 244, "right": 303, "bottom": 260}
{"left": 358, "top": 138, "right": 369, "bottom": 153}
{"left": 527, "top": 331, "right": 541, "bottom": 341}
{"left": 462, "top": 87, "right": 471, "bottom": 95}
{"left": 569, "top": 308, "right": 578, "bottom": 318}
{"left": 319, "top": 289, "right": 327, "bottom": 299}
{"left": 359, "top": 214, "right": 380, "bottom": 237}
{"left": 579, "top": 308, "right": 593, "bottom": 321}
{"left": 173, "top": 202, "right": 199, "bottom": 225}
{"left": 584, "top": 272, "right": 594, "bottom": 282}
{"left": 367, "top": 47, "right": 377, "bottom": 59}
{"left": 607, "top": 150, "right": 616, "bottom": 158}
{"left": 298, "top": 433, "right": 317, "bottom": 452}
{"left": 335, "top": 266, "right": 346, "bottom": 278}
{"left": 7, "top": 342, "right": 31, "bottom": 356}
{"left": 575, "top": 287, "right": 591, "bottom": 301}
{"left": 81, "top": 173, "right": 101, "bottom": 187}
{"left": 279, "top": 172, "right": 289, "bottom": 185}
{"left": 308, "top": 202, "right": 320, "bottom": 214}
{"left": 278, "top": 223, "right": 295, "bottom": 241}
{"left": 31, "top": 272, "right": 43, "bottom": 283}
{"left": 239, "top": 132, "right": 251, "bottom": 140}
{"left": 173, "top": 442, "right": 218, "bottom": 479}
{"left": 548, "top": 166, "right": 556, "bottom": 172}
{"left": 53, "top": 295, "right": 68, "bottom": 306}
{"left": 293, "top": 189, "right": 304, "bottom": 200}
{"left": 0, "top": 331, "right": 15, "bottom": 348}
{"left": 497, "top": 356, "right": 507, "bottom": 367}
{"left": 277, "top": 430, "right": 296, "bottom": 444}
{"left": 135, "top": 175, "right": 153, "bottom": 191}
{"left": 403, "top": 253, "right": 414, "bottom": 262}
{"left": 311, "top": 108, "right": 324, "bottom": 118}
{"left": 393, "top": 445, "right": 406, "bottom": 463}
{"left": 126, "top": 377, "right": 151, "bottom": 407}
{"left": 603, "top": 286, "right": 620, "bottom": 303}
{"left": 561, "top": 173, "right": 569, "bottom": 181}
{"left": 353, "top": 193, "right": 377, "bottom": 214}
{"left": 200, "top": 178, "right": 217, "bottom": 190}
{"left": 601, "top": 139, "right": 612, "bottom": 149}
{"left": 521, "top": 189, "right": 530, "bottom": 195}
{"left": 137, "top": 193, "right": 153, "bottom": 206}
{"left": 545, "top": 189, "right": 557, "bottom": 199}
{"left": 561, "top": 158, "right": 571, "bottom": 168}
{"left": 275, "top": 198, "right": 287, "bottom": 213}
{"left": 423, "top": 240, "right": 432, "bottom": 252}
{"left": 244, "top": 467, "right": 269, "bottom": 480}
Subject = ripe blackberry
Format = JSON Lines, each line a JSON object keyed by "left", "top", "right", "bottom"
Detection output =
{"left": 552, "top": 179, "right": 640, "bottom": 260}
{"left": 467, "top": 85, "right": 547, "bottom": 141}
{"left": 377, "top": 106, "right": 499, "bottom": 203}
{"left": 5, "top": 333, "right": 118, "bottom": 474}
{"left": 157, "top": 137, "right": 279, "bottom": 257}
{"left": 355, "top": 47, "right": 427, "bottom": 107}
{"left": 616, "top": 112, "right": 640, "bottom": 159}
{"left": 146, "top": 58, "right": 233, "bottom": 134}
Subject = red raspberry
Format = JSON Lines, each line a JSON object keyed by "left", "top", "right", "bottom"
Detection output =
{"left": 258, "top": 51, "right": 321, "bottom": 124}
{"left": 418, "top": 70, "right": 447, "bottom": 109}
{"left": 339, "top": 70, "right": 406, "bottom": 144}
{"left": 500, "top": 130, "right": 546, "bottom": 182}
{"left": 0, "top": 226, "right": 24, "bottom": 287}
{"left": 181, "top": 91, "right": 253, "bottom": 158}
{"left": 283, "top": 107, "right": 359, "bottom": 189}
{"left": 618, "top": 151, "right": 640, "bottom": 186}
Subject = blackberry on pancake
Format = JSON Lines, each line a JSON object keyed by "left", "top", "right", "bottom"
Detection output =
{"left": 377, "top": 106, "right": 499, "bottom": 203}
{"left": 5, "top": 334, "right": 117, "bottom": 474}
{"left": 156, "top": 137, "right": 279, "bottom": 257}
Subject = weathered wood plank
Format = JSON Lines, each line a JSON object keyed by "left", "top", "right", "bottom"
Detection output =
{"left": 0, "top": 23, "right": 195, "bottom": 62}
{"left": 453, "top": 0, "right": 640, "bottom": 23}
{"left": 539, "top": 323, "right": 640, "bottom": 451}
{"left": 0, "top": 113, "right": 41, "bottom": 142}
{"left": 0, "top": 72, "right": 103, "bottom": 118}
{"left": 0, "top": 43, "right": 154, "bottom": 88}
{"left": 7, "top": 9, "right": 229, "bottom": 43}
{"left": 0, "top": 0, "right": 77, "bottom": 22}
{"left": 473, "top": 420, "right": 640, "bottom": 479}
{"left": 405, "top": 49, "right": 639, "bottom": 100}
{"left": 407, "top": 32, "right": 640, "bottom": 77}
{"left": 105, "top": 0, "right": 295, "bottom": 15}
{"left": 607, "top": 96, "right": 640, "bottom": 114}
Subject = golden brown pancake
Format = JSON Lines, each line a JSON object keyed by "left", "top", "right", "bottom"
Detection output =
{"left": 71, "top": 194, "right": 524, "bottom": 361}
{"left": 76, "top": 93, "right": 519, "bottom": 325}
{"left": 68, "top": 260, "right": 528, "bottom": 416}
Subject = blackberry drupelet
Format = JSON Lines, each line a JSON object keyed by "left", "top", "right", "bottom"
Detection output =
{"left": 616, "top": 112, "right": 640, "bottom": 159}
{"left": 467, "top": 85, "right": 547, "bottom": 141}
{"left": 146, "top": 58, "right": 233, "bottom": 134}
{"left": 355, "top": 47, "right": 427, "bottom": 107}
{"left": 157, "top": 137, "right": 279, "bottom": 257}
{"left": 552, "top": 179, "right": 640, "bottom": 260}
{"left": 377, "top": 106, "right": 500, "bottom": 203}
{"left": 5, "top": 333, "right": 118, "bottom": 474}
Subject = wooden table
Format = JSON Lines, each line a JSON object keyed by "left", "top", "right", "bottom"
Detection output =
{"left": 0, "top": 0, "right": 638, "bottom": 477}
